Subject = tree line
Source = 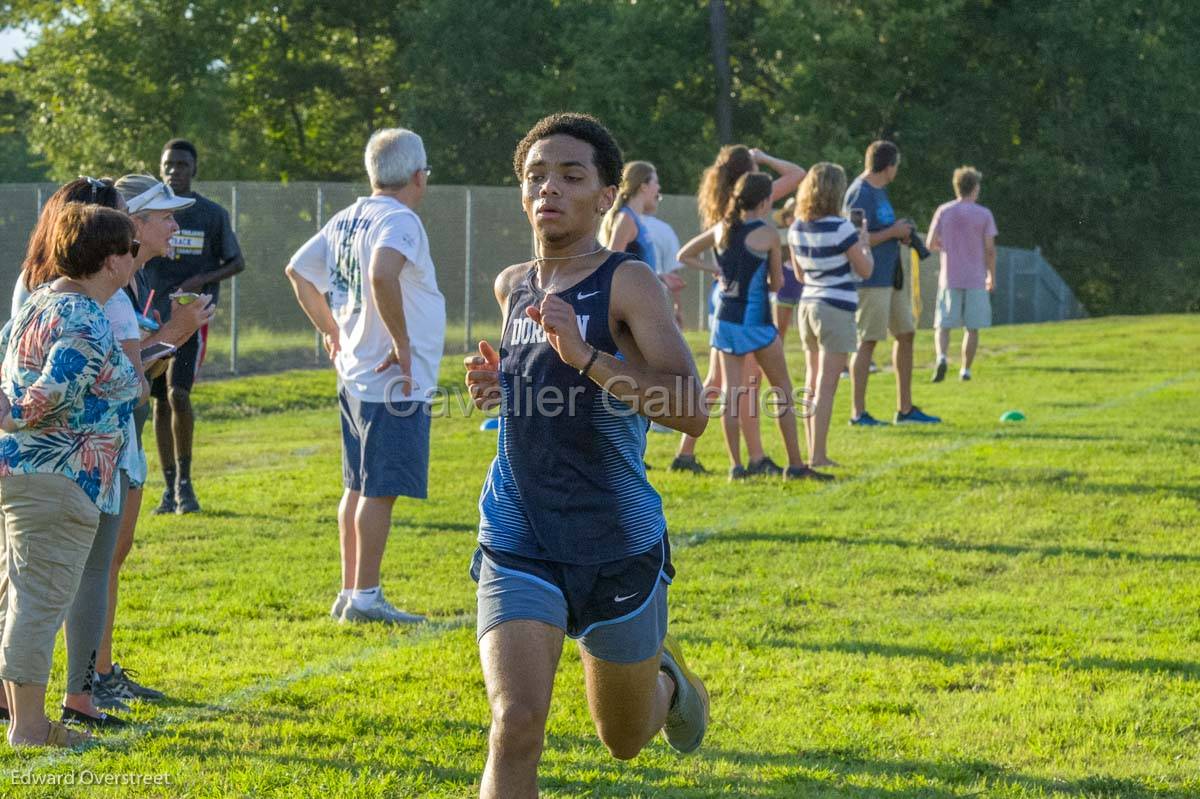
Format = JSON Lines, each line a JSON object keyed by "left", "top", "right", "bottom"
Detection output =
{"left": 1, "top": 0, "right": 1197, "bottom": 315}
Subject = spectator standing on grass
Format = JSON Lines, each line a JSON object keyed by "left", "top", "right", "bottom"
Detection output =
{"left": 0, "top": 206, "right": 145, "bottom": 748}
{"left": 641, "top": 201, "right": 688, "bottom": 331}
{"left": 679, "top": 172, "right": 826, "bottom": 481}
{"left": 92, "top": 175, "right": 215, "bottom": 711}
{"left": 464, "top": 112, "right": 709, "bottom": 798}
{"left": 771, "top": 197, "right": 804, "bottom": 342}
{"left": 927, "top": 166, "right": 997, "bottom": 382}
{"left": 843, "top": 140, "right": 940, "bottom": 426}
{"left": 3, "top": 178, "right": 210, "bottom": 728}
{"left": 285, "top": 127, "right": 445, "bottom": 625}
{"left": 789, "top": 163, "right": 874, "bottom": 468}
{"left": 671, "top": 145, "right": 806, "bottom": 474}
{"left": 145, "top": 138, "right": 244, "bottom": 515}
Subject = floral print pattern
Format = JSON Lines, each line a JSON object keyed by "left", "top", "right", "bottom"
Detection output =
{"left": 0, "top": 287, "right": 141, "bottom": 513}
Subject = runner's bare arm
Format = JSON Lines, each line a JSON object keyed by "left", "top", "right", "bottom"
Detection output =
{"left": 677, "top": 227, "right": 719, "bottom": 275}
{"left": 464, "top": 263, "right": 527, "bottom": 410}
{"left": 529, "top": 260, "right": 706, "bottom": 437}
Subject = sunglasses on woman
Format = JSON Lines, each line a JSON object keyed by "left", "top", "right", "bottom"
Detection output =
{"left": 126, "top": 239, "right": 141, "bottom": 258}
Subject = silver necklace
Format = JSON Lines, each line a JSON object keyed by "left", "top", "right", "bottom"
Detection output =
{"left": 532, "top": 244, "right": 606, "bottom": 295}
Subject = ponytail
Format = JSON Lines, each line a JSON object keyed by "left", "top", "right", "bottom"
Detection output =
{"left": 601, "top": 160, "right": 656, "bottom": 246}
{"left": 718, "top": 172, "right": 772, "bottom": 250}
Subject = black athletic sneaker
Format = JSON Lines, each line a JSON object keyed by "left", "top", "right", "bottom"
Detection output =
{"left": 931, "top": 361, "right": 947, "bottom": 383}
{"left": 669, "top": 455, "right": 707, "bottom": 474}
{"left": 175, "top": 479, "right": 201, "bottom": 514}
{"left": 152, "top": 487, "right": 176, "bottom": 515}
{"left": 747, "top": 456, "right": 784, "bottom": 476}
{"left": 786, "top": 465, "right": 835, "bottom": 482}
{"left": 61, "top": 705, "right": 127, "bottom": 729}
{"left": 728, "top": 465, "right": 749, "bottom": 482}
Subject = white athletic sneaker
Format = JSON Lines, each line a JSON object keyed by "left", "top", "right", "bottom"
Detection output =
{"left": 341, "top": 593, "right": 426, "bottom": 625}
{"left": 659, "top": 635, "right": 709, "bottom": 753}
{"left": 330, "top": 594, "right": 348, "bottom": 620}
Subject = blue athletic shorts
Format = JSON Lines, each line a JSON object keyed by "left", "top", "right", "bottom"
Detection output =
{"left": 339, "top": 387, "right": 430, "bottom": 499}
{"left": 471, "top": 538, "right": 672, "bottom": 664}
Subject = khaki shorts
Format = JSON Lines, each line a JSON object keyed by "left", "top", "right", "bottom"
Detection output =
{"left": 799, "top": 301, "right": 857, "bottom": 353}
{"left": 856, "top": 286, "right": 915, "bottom": 343}
{"left": 935, "top": 287, "right": 992, "bottom": 329}
{"left": 0, "top": 473, "right": 100, "bottom": 685}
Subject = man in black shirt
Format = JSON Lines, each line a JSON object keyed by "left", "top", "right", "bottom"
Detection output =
{"left": 145, "top": 138, "right": 245, "bottom": 514}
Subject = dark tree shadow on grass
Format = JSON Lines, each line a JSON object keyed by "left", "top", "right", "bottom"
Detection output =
{"left": 796, "top": 639, "right": 1200, "bottom": 682}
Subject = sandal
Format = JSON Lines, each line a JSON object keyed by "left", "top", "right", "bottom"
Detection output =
{"left": 44, "top": 720, "right": 92, "bottom": 748}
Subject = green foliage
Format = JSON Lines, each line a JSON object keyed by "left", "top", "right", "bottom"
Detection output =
{"left": 2, "top": 0, "right": 1197, "bottom": 313}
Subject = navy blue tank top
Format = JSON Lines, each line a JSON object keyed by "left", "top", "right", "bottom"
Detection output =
{"left": 714, "top": 219, "right": 772, "bottom": 326}
{"left": 478, "top": 253, "right": 667, "bottom": 565}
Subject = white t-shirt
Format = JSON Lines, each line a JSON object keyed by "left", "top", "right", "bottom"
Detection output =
{"left": 104, "top": 289, "right": 147, "bottom": 485}
{"left": 641, "top": 215, "right": 683, "bottom": 275}
{"left": 287, "top": 195, "right": 446, "bottom": 403}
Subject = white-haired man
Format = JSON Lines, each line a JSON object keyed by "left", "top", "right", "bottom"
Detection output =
{"left": 285, "top": 128, "right": 446, "bottom": 624}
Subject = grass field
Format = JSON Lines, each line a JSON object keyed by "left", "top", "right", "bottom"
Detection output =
{"left": 2, "top": 315, "right": 1198, "bottom": 798}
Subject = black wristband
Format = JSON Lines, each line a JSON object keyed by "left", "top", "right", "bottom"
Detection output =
{"left": 579, "top": 346, "right": 599, "bottom": 378}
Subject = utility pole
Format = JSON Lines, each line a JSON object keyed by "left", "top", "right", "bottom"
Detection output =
{"left": 709, "top": 0, "right": 734, "bottom": 144}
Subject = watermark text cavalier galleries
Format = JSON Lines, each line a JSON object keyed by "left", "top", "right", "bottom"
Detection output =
{"left": 382, "top": 375, "right": 816, "bottom": 421}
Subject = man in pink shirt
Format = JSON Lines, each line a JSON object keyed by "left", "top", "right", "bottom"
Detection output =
{"left": 927, "top": 166, "right": 997, "bottom": 382}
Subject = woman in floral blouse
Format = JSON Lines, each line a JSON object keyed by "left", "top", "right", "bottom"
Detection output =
{"left": 0, "top": 204, "right": 146, "bottom": 748}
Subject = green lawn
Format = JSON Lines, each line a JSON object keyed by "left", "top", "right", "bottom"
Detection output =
{"left": 3, "top": 315, "right": 1199, "bottom": 798}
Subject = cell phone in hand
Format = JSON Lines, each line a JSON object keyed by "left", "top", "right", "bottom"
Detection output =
{"left": 850, "top": 208, "right": 867, "bottom": 228}
{"left": 140, "top": 342, "right": 177, "bottom": 364}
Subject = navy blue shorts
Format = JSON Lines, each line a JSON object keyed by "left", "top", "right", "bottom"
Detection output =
{"left": 471, "top": 537, "right": 673, "bottom": 664}
{"left": 339, "top": 388, "right": 430, "bottom": 499}
{"left": 772, "top": 267, "right": 804, "bottom": 306}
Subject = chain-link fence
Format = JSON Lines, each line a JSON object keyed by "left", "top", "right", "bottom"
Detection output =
{"left": 0, "top": 182, "right": 1084, "bottom": 376}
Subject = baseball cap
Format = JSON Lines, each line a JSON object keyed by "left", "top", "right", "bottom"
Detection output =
{"left": 125, "top": 181, "right": 196, "bottom": 214}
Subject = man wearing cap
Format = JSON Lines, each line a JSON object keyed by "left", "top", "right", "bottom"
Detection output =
{"left": 144, "top": 138, "right": 245, "bottom": 514}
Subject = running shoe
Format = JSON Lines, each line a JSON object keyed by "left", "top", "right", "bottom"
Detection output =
{"left": 728, "top": 465, "right": 748, "bottom": 482}
{"left": 105, "top": 663, "right": 165, "bottom": 701}
{"left": 669, "top": 455, "right": 707, "bottom": 474}
{"left": 659, "top": 635, "right": 709, "bottom": 753}
{"left": 175, "top": 479, "right": 201, "bottom": 514}
{"left": 61, "top": 705, "right": 127, "bottom": 729}
{"left": 931, "top": 361, "right": 947, "bottom": 383}
{"left": 960, "top": 370, "right": 972, "bottom": 381}
{"left": 895, "top": 406, "right": 942, "bottom": 424}
{"left": 746, "top": 456, "right": 784, "bottom": 477}
{"left": 331, "top": 593, "right": 348, "bottom": 620}
{"left": 838, "top": 369, "right": 850, "bottom": 380}
{"left": 785, "top": 465, "right": 834, "bottom": 482}
{"left": 152, "top": 487, "right": 176, "bottom": 515}
{"left": 849, "top": 411, "right": 888, "bottom": 427}
{"left": 92, "top": 673, "right": 134, "bottom": 711}
{"left": 341, "top": 593, "right": 426, "bottom": 625}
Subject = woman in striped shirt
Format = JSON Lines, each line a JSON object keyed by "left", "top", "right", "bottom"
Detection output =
{"left": 788, "top": 163, "right": 874, "bottom": 467}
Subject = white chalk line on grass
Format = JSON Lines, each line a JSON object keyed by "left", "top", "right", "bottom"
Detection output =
{"left": 9, "top": 613, "right": 473, "bottom": 778}
{"left": 674, "top": 369, "right": 1199, "bottom": 550}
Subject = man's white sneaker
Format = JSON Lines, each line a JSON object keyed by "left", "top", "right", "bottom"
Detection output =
{"left": 341, "top": 593, "right": 426, "bottom": 625}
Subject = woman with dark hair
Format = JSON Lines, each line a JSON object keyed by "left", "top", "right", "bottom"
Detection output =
{"left": 671, "top": 145, "right": 805, "bottom": 475}
{"left": 0, "top": 204, "right": 146, "bottom": 748}
{"left": 678, "top": 173, "right": 827, "bottom": 481}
